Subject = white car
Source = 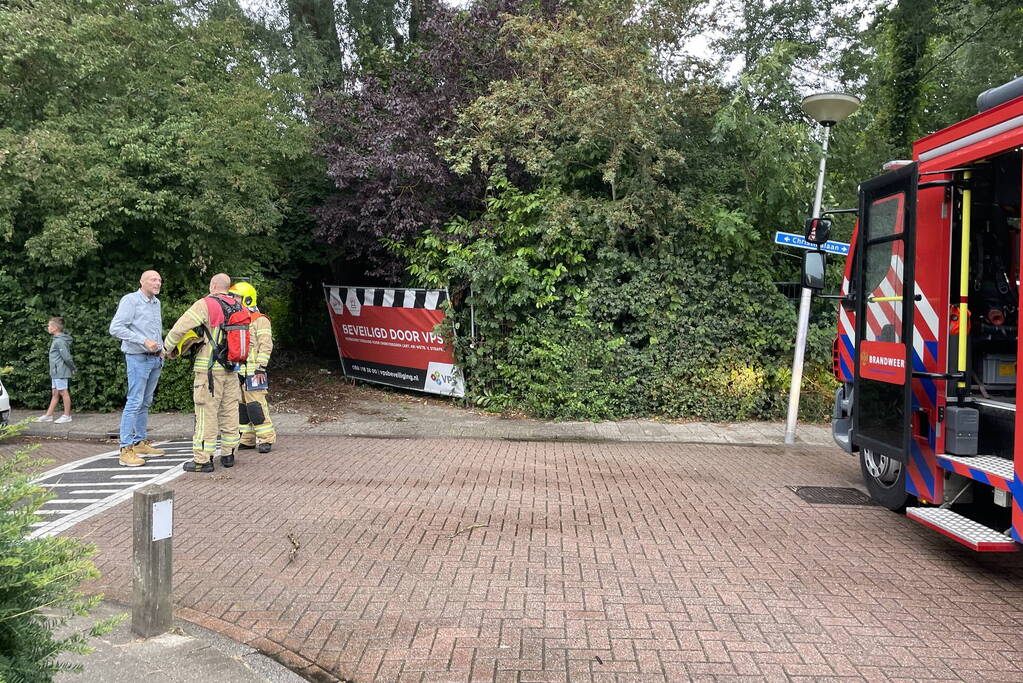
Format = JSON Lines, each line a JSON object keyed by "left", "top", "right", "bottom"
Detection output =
{"left": 0, "top": 376, "right": 10, "bottom": 426}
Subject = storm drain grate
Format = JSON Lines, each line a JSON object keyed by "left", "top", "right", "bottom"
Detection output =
{"left": 789, "top": 486, "right": 875, "bottom": 506}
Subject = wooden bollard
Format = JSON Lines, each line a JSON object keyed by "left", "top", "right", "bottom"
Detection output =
{"left": 131, "top": 484, "right": 173, "bottom": 637}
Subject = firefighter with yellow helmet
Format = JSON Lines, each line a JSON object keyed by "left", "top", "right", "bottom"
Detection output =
{"left": 228, "top": 281, "right": 276, "bottom": 452}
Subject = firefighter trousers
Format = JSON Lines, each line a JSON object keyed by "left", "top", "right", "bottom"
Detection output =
{"left": 239, "top": 386, "right": 276, "bottom": 446}
{"left": 191, "top": 369, "right": 240, "bottom": 464}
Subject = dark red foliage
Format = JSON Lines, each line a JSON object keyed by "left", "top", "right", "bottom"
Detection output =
{"left": 313, "top": 1, "right": 532, "bottom": 283}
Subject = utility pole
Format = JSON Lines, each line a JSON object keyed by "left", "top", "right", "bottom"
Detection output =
{"left": 784, "top": 92, "right": 860, "bottom": 445}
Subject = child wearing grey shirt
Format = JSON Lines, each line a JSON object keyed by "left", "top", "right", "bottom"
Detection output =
{"left": 37, "top": 317, "right": 76, "bottom": 423}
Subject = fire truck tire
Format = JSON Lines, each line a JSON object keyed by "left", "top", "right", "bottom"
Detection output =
{"left": 860, "top": 448, "right": 910, "bottom": 511}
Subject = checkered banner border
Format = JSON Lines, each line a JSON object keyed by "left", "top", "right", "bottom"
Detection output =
{"left": 324, "top": 286, "right": 449, "bottom": 310}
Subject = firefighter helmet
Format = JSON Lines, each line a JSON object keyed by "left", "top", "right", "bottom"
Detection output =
{"left": 175, "top": 329, "right": 204, "bottom": 358}
{"left": 229, "top": 281, "right": 257, "bottom": 308}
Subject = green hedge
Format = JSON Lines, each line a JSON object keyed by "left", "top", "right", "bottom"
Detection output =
{"left": 0, "top": 266, "right": 196, "bottom": 412}
{"left": 448, "top": 249, "right": 837, "bottom": 422}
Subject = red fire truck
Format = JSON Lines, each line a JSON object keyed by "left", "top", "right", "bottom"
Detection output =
{"left": 808, "top": 76, "right": 1023, "bottom": 551}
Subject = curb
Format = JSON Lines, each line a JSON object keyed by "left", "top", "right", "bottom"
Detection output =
{"left": 22, "top": 426, "right": 832, "bottom": 449}
{"left": 28, "top": 429, "right": 186, "bottom": 442}
{"left": 174, "top": 607, "right": 342, "bottom": 683}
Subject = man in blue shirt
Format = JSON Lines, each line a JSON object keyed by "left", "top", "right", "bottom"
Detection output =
{"left": 109, "top": 270, "right": 167, "bottom": 467}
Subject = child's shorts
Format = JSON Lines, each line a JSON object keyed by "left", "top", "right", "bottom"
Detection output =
{"left": 51, "top": 378, "right": 69, "bottom": 390}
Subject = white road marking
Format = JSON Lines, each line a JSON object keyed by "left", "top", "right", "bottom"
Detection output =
{"left": 30, "top": 442, "right": 191, "bottom": 539}
{"left": 47, "top": 466, "right": 177, "bottom": 473}
{"left": 42, "top": 483, "right": 131, "bottom": 488}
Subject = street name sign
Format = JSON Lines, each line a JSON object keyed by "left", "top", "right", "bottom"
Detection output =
{"left": 774, "top": 231, "right": 850, "bottom": 256}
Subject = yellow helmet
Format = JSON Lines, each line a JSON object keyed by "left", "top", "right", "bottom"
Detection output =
{"left": 228, "top": 281, "right": 257, "bottom": 308}
{"left": 175, "top": 329, "right": 204, "bottom": 358}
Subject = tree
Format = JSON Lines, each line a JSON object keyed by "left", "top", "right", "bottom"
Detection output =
{"left": 397, "top": 0, "right": 803, "bottom": 420}
{"left": 0, "top": 0, "right": 312, "bottom": 411}
{"left": 0, "top": 0, "right": 308, "bottom": 274}
{"left": 713, "top": 0, "right": 863, "bottom": 82}
{"left": 288, "top": 0, "right": 345, "bottom": 84}
{"left": 314, "top": 0, "right": 527, "bottom": 281}
{"left": 873, "top": 0, "right": 939, "bottom": 152}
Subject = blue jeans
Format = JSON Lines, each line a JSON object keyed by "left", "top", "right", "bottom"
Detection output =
{"left": 119, "top": 354, "right": 163, "bottom": 449}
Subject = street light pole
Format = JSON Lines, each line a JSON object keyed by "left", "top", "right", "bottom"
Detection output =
{"left": 784, "top": 124, "right": 831, "bottom": 445}
{"left": 783, "top": 92, "right": 860, "bottom": 445}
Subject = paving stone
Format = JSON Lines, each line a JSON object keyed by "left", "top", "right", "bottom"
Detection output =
{"left": 31, "top": 436, "right": 1017, "bottom": 682}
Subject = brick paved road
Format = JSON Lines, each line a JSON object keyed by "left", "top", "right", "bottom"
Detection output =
{"left": 58, "top": 437, "right": 1023, "bottom": 682}
{"left": 1, "top": 437, "right": 112, "bottom": 470}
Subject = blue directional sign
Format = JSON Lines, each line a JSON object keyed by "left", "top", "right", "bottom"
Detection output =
{"left": 774, "top": 231, "right": 850, "bottom": 256}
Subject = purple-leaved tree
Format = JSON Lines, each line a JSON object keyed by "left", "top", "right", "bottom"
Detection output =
{"left": 315, "top": 0, "right": 548, "bottom": 282}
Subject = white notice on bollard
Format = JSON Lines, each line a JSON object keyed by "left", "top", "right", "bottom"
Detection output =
{"left": 151, "top": 499, "right": 173, "bottom": 541}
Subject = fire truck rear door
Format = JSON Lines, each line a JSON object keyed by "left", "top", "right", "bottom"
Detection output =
{"left": 852, "top": 162, "right": 919, "bottom": 461}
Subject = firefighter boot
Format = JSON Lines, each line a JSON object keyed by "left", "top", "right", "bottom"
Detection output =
{"left": 220, "top": 450, "right": 235, "bottom": 468}
{"left": 133, "top": 439, "right": 165, "bottom": 456}
{"left": 238, "top": 443, "right": 256, "bottom": 450}
{"left": 119, "top": 446, "right": 145, "bottom": 468}
{"left": 182, "top": 460, "right": 214, "bottom": 473}
{"left": 257, "top": 443, "right": 271, "bottom": 454}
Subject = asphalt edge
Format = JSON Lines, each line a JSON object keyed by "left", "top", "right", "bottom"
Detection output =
{"left": 174, "top": 606, "right": 343, "bottom": 683}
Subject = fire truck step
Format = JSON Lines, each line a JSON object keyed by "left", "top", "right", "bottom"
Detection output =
{"left": 936, "top": 454, "right": 1013, "bottom": 491}
{"left": 906, "top": 507, "right": 1017, "bottom": 552}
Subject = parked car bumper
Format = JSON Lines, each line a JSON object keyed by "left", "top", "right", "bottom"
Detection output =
{"left": 0, "top": 378, "right": 11, "bottom": 425}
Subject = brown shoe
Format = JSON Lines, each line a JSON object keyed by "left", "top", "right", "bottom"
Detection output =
{"left": 133, "top": 439, "right": 165, "bottom": 456}
{"left": 119, "top": 446, "right": 145, "bottom": 467}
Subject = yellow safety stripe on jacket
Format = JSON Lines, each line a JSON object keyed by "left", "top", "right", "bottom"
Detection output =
{"left": 192, "top": 357, "right": 238, "bottom": 372}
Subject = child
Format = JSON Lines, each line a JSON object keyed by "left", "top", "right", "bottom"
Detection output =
{"left": 37, "top": 317, "right": 76, "bottom": 424}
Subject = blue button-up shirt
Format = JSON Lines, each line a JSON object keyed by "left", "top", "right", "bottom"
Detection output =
{"left": 109, "top": 289, "right": 163, "bottom": 354}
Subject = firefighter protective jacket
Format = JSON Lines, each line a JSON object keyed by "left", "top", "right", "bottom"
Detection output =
{"left": 163, "top": 293, "right": 232, "bottom": 373}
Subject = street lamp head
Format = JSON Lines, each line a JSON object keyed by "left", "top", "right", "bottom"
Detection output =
{"left": 801, "top": 92, "right": 861, "bottom": 127}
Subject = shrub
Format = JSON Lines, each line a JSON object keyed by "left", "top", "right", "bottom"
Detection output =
{"left": 0, "top": 421, "right": 120, "bottom": 680}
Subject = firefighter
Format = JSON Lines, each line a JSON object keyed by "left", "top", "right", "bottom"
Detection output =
{"left": 163, "top": 273, "right": 241, "bottom": 472}
{"left": 229, "top": 281, "right": 277, "bottom": 453}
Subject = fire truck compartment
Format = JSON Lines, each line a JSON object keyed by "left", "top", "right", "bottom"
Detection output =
{"left": 943, "top": 151, "right": 1020, "bottom": 443}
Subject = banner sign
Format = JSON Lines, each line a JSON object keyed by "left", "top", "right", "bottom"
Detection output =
{"left": 859, "top": 340, "right": 907, "bottom": 384}
{"left": 324, "top": 285, "right": 465, "bottom": 397}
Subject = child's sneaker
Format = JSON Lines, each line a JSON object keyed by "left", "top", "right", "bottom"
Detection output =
{"left": 36, "top": 415, "right": 54, "bottom": 422}
{"left": 54, "top": 415, "right": 72, "bottom": 424}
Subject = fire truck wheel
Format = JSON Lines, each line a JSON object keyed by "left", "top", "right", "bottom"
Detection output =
{"left": 860, "top": 448, "right": 909, "bottom": 511}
